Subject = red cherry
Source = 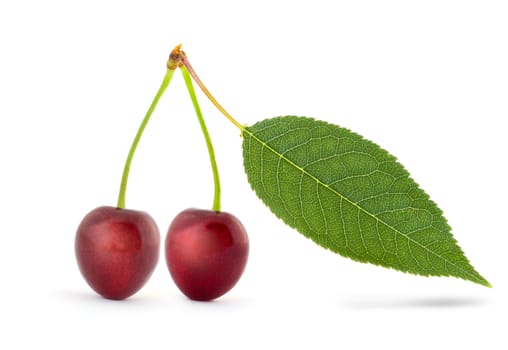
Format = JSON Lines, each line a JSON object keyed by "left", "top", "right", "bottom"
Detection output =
{"left": 165, "top": 208, "right": 249, "bottom": 301}
{"left": 75, "top": 206, "right": 160, "bottom": 300}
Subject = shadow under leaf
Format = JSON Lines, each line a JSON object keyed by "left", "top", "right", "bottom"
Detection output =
{"left": 343, "top": 295, "right": 488, "bottom": 309}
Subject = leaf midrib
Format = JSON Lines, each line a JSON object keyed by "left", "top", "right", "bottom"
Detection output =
{"left": 243, "top": 127, "right": 484, "bottom": 285}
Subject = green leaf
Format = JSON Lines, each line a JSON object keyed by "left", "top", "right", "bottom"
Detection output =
{"left": 242, "top": 116, "right": 490, "bottom": 287}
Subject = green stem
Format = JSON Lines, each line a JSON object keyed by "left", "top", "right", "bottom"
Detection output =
{"left": 117, "top": 68, "right": 175, "bottom": 208}
{"left": 181, "top": 66, "right": 222, "bottom": 212}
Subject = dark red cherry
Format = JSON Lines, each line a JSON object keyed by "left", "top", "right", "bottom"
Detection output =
{"left": 165, "top": 208, "right": 249, "bottom": 301}
{"left": 75, "top": 206, "right": 160, "bottom": 300}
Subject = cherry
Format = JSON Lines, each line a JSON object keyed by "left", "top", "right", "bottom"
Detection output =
{"left": 165, "top": 208, "right": 249, "bottom": 301}
{"left": 74, "top": 48, "right": 183, "bottom": 299}
{"left": 161, "top": 56, "right": 249, "bottom": 301}
{"left": 75, "top": 206, "right": 159, "bottom": 300}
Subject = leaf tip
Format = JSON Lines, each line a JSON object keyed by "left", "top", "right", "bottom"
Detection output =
{"left": 468, "top": 271, "right": 492, "bottom": 288}
{"left": 480, "top": 279, "right": 493, "bottom": 289}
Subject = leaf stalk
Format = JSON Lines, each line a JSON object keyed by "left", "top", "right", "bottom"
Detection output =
{"left": 180, "top": 53, "right": 244, "bottom": 131}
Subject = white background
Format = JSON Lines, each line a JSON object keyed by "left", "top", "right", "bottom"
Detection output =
{"left": 1, "top": 0, "right": 507, "bottom": 349}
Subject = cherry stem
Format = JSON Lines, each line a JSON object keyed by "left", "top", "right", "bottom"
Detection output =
{"left": 181, "top": 66, "right": 222, "bottom": 212}
{"left": 117, "top": 48, "right": 182, "bottom": 208}
{"left": 180, "top": 54, "right": 244, "bottom": 131}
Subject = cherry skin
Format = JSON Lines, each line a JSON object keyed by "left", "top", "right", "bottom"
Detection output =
{"left": 75, "top": 206, "right": 160, "bottom": 300}
{"left": 165, "top": 208, "right": 249, "bottom": 301}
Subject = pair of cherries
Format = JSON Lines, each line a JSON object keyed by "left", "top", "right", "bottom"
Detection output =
{"left": 75, "top": 46, "right": 249, "bottom": 301}
{"left": 75, "top": 207, "right": 248, "bottom": 301}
